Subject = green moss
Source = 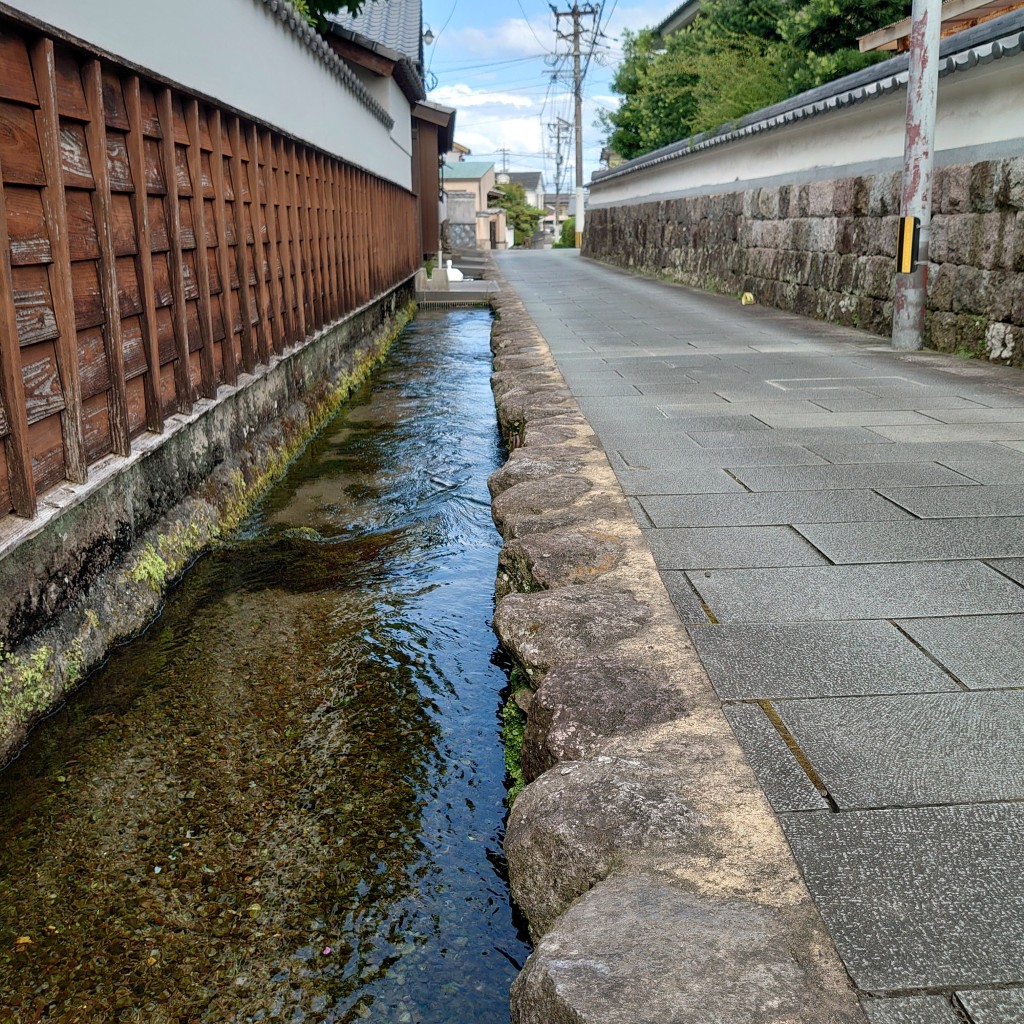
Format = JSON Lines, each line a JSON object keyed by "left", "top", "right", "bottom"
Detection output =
{"left": 502, "top": 699, "right": 528, "bottom": 806}
{"left": 0, "top": 643, "right": 57, "bottom": 736}
{"left": 127, "top": 543, "right": 170, "bottom": 593}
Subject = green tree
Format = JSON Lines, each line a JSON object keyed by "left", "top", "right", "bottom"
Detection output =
{"left": 492, "top": 182, "right": 543, "bottom": 245}
{"left": 293, "top": 0, "right": 368, "bottom": 31}
{"left": 600, "top": 0, "right": 909, "bottom": 160}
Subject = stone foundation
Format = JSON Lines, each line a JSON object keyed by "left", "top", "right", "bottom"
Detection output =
{"left": 585, "top": 157, "right": 1024, "bottom": 366}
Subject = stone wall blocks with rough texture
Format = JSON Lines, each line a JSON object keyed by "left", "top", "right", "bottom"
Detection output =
{"left": 868, "top": 173, "right": 899, "bottom": 217}
{"left": 493, "top": 586, "right": 652, "bottom": 681}
{"left": 496, "top": 529, "right": 627, "bottom": 598}
{"left": 510, "top": 874, "right": 868, "bottom": 1024}
{"left": 807, "top": 179, "right": 835, "bottom": 217}
{"left": 942, "top": 163, "right": 973, "bottom": 213}
{"left": 952, "top": 265, "right": 987, "bottom": 314}
{"left": 520, "top": 649, "right": 697, "bottom": 782}
{"left": 505, "top": 753, "right": 702, "bottom": 938}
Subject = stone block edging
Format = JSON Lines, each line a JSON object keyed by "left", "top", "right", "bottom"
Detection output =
{"left": 486, "top": 259, "right": 866, "bottom": 1024}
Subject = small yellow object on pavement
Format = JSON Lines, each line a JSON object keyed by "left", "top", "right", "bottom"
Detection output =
{"left": 740, "top": 292, "right": 755, "bottom": 305}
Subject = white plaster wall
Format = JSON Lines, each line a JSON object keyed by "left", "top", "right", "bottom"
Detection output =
{"left": 5, "top": 0, "right": 412, "bottom": 188}
{"left": 591, "top": 57, "right": 1024, "bottom": 207}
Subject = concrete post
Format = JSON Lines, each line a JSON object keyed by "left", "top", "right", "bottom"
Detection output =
{"left": 892, "top": 0, "right": 942, "bottom": 351}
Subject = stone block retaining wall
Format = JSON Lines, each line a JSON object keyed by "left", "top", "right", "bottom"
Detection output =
{"left": 585, "top": 157, "right": 1024, "bottom": 365}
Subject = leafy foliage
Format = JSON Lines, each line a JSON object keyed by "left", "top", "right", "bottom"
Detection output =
{"left": 293, "top": 0, "right": 367, "bottom": 31}
{"left": 492, "top": 181, "right": 543, "bottom": 244}
{"left": 600, "top": 0, "right": 909, "bottom": 160}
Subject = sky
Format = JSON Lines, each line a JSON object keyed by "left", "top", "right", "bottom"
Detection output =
{"left": 420, "top": 0, "right": 673, "bottom": 190}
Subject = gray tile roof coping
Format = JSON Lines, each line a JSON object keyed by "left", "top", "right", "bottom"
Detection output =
{"left": 593, "top": 7, "right": 1024, "bottom": 188}
{"left": 252, "top": 0, "right": 393, "bottom": 128}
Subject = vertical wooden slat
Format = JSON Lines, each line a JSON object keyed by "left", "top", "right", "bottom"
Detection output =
{"left": 83, "top": 59, "right": 131, "bottom": 457}
{"left": 286, "top": 142, "right": 307, "bottom": 340}
{"left": 257, "top": 129, "right": 285, "bottom": 354}
{"left": 296, "top": 149, "right": 318, "bottom": 327}
{"left": 323, "top": 155, "right": 339, "bottom": 319}
{"left": 244, "top": 123, "right": 271, "bottom": 365}
{"left": 29, "top": 38, "right": 88, "bottom": 481}
{"left": 228, "top": 117, "right": 256, "bottom": 373}
{"left": 361, "top": 173, "right": 370, "bottom": 302}
{"left": 314, "top": 154, "right": 332, "bottom": 320}
{"left": 184, "top": 100, "right": 216, "bottom": 399}
{"left": 123, "top": 75, "right": 163, "bottom": 433}
{"left": 330, "top": 161, "right": 345, "bottom": 315}
{"left": 270, "top": 136, "right": 294, "bottom": 346}
{"left": 339, "top": 163, "right": 351, "bottom": 311}
{"left": 157, "top": 88, "right": 193, "bottom": 413}
{"left": 210, "top": 109, "right": 237, "bottom": 384}
{"left": 0, "top": 164, "right": 36, "bottom": 516}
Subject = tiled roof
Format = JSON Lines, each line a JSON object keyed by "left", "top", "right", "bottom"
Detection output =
{"left": 593, "top": 7, "right": 1024, "bottom": 187}
{"left": 328, "top": 0, "right": 423, "bottom": 66}
{"left": 506, "top": 171, "right": 544, "bottom": 190}
{"left": 252, "top": 0, "right": 392, "bottom": 126}
{"left": 444, "top": 161, "right": 495, "bottom": 180}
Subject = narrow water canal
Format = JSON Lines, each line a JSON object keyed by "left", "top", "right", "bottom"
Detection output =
{"left": 0, "top": 310, "right": 530, "bottom": 1023}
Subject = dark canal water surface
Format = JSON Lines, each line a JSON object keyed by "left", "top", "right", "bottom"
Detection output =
{"left": 0, "top": 310, "right": 530, "bottom": 1023}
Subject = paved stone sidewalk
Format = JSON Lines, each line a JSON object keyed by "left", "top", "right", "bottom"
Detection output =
{"left": 497, "top": 250, "right": 1024, "bottom": 1023}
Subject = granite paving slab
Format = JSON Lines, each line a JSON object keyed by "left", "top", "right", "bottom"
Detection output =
{"left": 895, "top": 614, "right": 1024, "bottom": 689}
{"left": 730, "top": 463, "right": 976, "bottom": 491}
{"left": 869, "top": 423, "right": 1024, "bottom": 443}
{"left": 635, "top": 383, "right": 733, "bottom": 397}
{"left": 931, "top": 461, "right": 1024, "bottom": 484}
{"left": 611, "top": 467, "right": 746, "bottom": 495}
{"left": 777, "top": 692, "right": 1024, "bottom": 808}
{"left": 812, "top": 396, "right": 995, "bottom": 412}
{"left": 689, "top": 561, "right": 1024, "bottom": 622}
{"left": 688, "top": 427, "right": 890, "bottom": 448}
{"left": 643, "top": 525, "right": 830, "bottom": 569}
{"left": 956, "top": 989, "right": 1024, "bottom": 1022}
{"left": 804, "top": 442, "right": 1024, "bottom": 464}
{"left": 918, "top": 407, "right": 1024, "bottom": 423}
{"left": 752, "top": 411, "right": 940, "bottom": 428}
{"left": 687, "top": 621, "right": 957, "bottom": 699}
{"left": 781, "top": 803, "right": 1024, "bottom": 992}
{"left": 879, "top": 484, "right": 1024, "bottom": 518}
{"left": 639, "top": 490, "right": 914, "bottom": 527}
{"left": 660, "top": 570, "right": 718, "bottom": 624}
{"left": 659, "top": 400, "right": 830, "bottom": 417}
{"left": 860, "top": 997, "right": 962, "bottom": 1024}
{"left": 618, "top": 445, "right": 830, "bottom": 470}
{"left": 983, "top": 558, "right": 1024, "bottom": 586}
{"left": 794, "top": 517, "right": 1024, "bottom": 563}
{"left": 722, "top": 704, "right": 827, "bottom": 812}
{"left": 567, "top": 383, "right": 644, "bottom": 397}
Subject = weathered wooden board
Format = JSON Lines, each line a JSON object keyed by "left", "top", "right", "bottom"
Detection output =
{"left": 12, "top": 263, "right": 58, "bottom": 344}
{"left": 52, "top": 48, "right": 88, "bottom": 121}
{"left": 81, "top": 391, "right": 112, "bottom": 461}
{"left": 0, "top": 101, "right": 45, "bottom": 185}
{"left": 64, "top": 189, "right": 99, "bottom": 260}
{"left": 5, "top": 184, "right": 51, "bottom": 265}
{"left": 22, "top": 340, "right": 65, "bottom": 424}
{"left": 0, "top": 31, "right": 37, "bottom": 106}
{"left": 59, "top": 122, "right": 92, "bottom": 188}
{"left": 29, "top": 411, "right": 65, "bottom": 489}
{"left": 77, "top": 327, "right": 111, "bottom": 400}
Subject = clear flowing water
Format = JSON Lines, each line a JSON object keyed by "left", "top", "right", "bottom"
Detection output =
{"left": 0, "top": 310, "right": 530, "bottom": 1023}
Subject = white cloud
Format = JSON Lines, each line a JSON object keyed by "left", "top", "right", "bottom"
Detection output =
{"left": 442, "top": 16, "right": 554, "bottom": 59}
{"left": 431, "top": 82, "right": 535, "bottom": 110}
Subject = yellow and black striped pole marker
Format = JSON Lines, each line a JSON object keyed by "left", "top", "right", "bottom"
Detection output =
{"left": 896, "top": 215, "right": 921, "bottom": 274}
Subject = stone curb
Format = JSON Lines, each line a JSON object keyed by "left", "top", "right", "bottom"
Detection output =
{"left": 486, "top": 257, "right": 867, "bottom": 1024}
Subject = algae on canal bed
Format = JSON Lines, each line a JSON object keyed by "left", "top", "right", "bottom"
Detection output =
{"left": 0, "top": 310, "right": 529, "bottom": 1024}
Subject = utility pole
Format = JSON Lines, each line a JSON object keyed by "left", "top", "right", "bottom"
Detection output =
{"left": 892, "top": 0, "right": 941, "bottom": 350}
{"left": 547, "top": 117, "right": 571, "bottom": 238}
{"left": 497, "top": 147, "right": 510, "bottom": 174}
{"left": 552, "top": 2, "right": 598, "bottom": 247}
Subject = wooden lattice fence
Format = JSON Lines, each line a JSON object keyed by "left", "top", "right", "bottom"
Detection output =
{"left": 0, "top": 18, "right": 419, "bottom": 522}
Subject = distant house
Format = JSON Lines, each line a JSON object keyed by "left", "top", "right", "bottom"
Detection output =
{"left": 654, "top": 0, "right": 702, "bottom": 41}
{"left": 443, "top": 159, "right": 509, "bottom": 250}
{"left": 858, "top": 0, "right": 1022, "bottom": 51}
{"left": 326, "top": 0, "right": 455, "bottom": 260}
{"left": 497, "top": 171, "right": 545, "bottom": 211}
